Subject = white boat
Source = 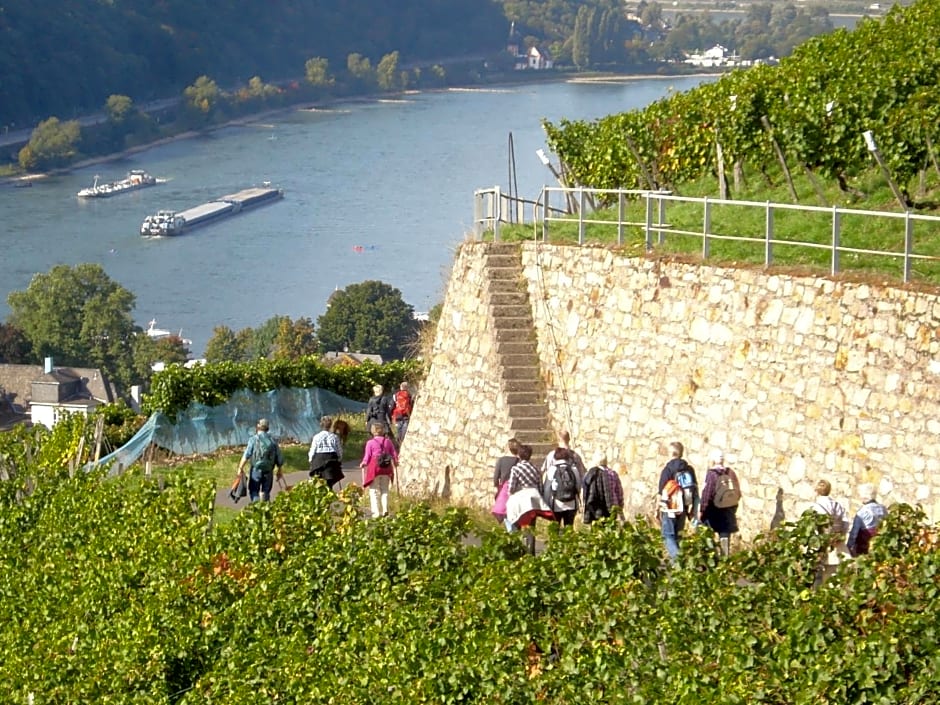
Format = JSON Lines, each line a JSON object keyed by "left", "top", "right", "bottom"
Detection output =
{"left": 77, "top": 169, "right": 160, "bottom": 198}
{"left": 145, "top": 319, "right": 193, "bottom": 347}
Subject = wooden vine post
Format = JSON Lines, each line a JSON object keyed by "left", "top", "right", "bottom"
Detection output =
{"left": 761, "top": 115, "right": 799, "bottom": 202}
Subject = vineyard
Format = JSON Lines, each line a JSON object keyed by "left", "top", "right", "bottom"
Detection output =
{"left": 544, "top": 0, "right": 940, "bottom": 206}
{"left": 1, "top": 419, "right": 938, "bottom": 703}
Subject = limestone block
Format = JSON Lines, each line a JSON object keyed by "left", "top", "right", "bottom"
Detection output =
{"left": 760, "top": 298, "right": 784, "bottom": 326}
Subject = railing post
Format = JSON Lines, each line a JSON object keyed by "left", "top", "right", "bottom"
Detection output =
{"left": 764, "top": 202, "right": 773, "bottom": 266}
{"left": 578, "top": 188, "right": 586, "bottom": 244}
{"left": 702, "top": 197, "right": 711, "bottom": 256}
{"left": 645, "top": 194, "right": 654, "bottom": 251}
{"left": 904, "top": 210, "right": 913, "bottom": 283}
{"left": 493, "top": 185, "right": 501, "bottom": 242}
{"left": 831, "top": 206, "right": 840, "bottom": 275}
{"left": 542, "top": 185, "right": 550, "bottom": 242}
{"left": 473, "top": 189, "right": 482, "bottom": 240}
{"left": 658, "top": 195, "right": 666, "bottom": 245}
{"left": 617, "top": 189, "right": 625, "bottom": 245}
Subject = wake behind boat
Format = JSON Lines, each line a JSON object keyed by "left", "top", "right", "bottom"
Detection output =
{"left": 140, "top": 184, "right": 283, "bottom": 237}
{"left": 77, "top": 169, "right": 162, "bottom": 198}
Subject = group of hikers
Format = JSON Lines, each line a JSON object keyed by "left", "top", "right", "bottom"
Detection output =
{"left": 231, "top": 382, "right": 414, "bottom": 519}
{"left": 230, "top": 402, "right": 888, "bottom": 558}
{"left": 492, "top": 431, "right": 889, "bottom": 560}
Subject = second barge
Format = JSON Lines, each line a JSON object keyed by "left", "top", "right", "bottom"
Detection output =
{"left": 140, "top": 185, "right": 283, "bottom": 236}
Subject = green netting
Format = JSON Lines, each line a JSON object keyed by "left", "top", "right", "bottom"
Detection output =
{"left": 90, "top": 387, "right": 366, "bottom": 474}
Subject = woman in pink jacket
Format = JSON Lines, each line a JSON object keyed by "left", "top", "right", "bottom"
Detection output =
{"left": 360, "top": 422, "right": 398, "bottom": 518}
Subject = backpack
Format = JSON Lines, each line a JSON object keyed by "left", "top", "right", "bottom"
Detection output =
{"left": 582, "top": 467, "right": 608, "bottom": 521}
{"left": 713, "top": 470, "right": 741, "bottom": 509}
{"left": 376, "top": 439, "right": 394, "bottom": 468}
{"left": 675, "top": 464, "right": 697, "bottom": 513}
{"left": 393, "top": 390, "right": 413, "bottom": 418}
{"left": 251, "top": 433, "right": 277, "bottom": 474}
{"left": 662, "top": 478, "right": 685, "bottom": 513}
{"left": 552, "top": 461, "right": 578, "bottom": 503}
{"left": 366, "top": 395, "right": 386, "bottom": 422}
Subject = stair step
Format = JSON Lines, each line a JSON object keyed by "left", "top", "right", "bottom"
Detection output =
{"left": 495, "top": 328, "right": 534, "bottom": 343}
{"left": 485, "top": 254, "right": 521, "bottom": 269}
{"left": 497, "top": 341, "right": 537, "bottom": 356}
{"left": 506, "top": 403, "right": 548, "bottom": 418}
{"left": 499, "top": 353, "right": 539, "bottom": 368}
{"left": 510, "top": 417, "right": 550, "bottom": 432}
{"left": 503, "top": 377, "right": 541, "bottom": 392}
{"left": 489, "top": 291, "right": 529, "bottom": 307}
{"left": 502, "top": 366, "right": 540, "bottom": 380}
{"left": 487, "top": 266, "right": 522, "bottom": 281}
{"left": 506, "top": 391, "right": 543, "bottom": 405}
{"left": 488, "top": 278, "right": 523, "bottom": 294}
{"left": 484, "top": 242, "right": 522, "bottom": 255}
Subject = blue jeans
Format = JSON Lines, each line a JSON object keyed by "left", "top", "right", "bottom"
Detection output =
{"left": 396, "top": 416, "right": 409, "bottom": 442}
{"left": 661, "top": 513, "right": 686, "bottom": 561}
{"left": 249, "top": 469, "right": 274, "bottom": 502}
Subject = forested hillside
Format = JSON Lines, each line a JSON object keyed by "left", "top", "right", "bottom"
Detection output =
{"left": 0, "top": 0, "right": 507, "bottom": 126}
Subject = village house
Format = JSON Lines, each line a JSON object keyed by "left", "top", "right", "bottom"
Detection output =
{"left": 0, "top": 358, "right": 115, "bottom": 429}
{"left": 506, "top": 22, "right": 554, "bottom": 71}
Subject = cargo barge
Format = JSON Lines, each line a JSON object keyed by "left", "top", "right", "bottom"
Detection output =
{"left": 140, "top": 185, "right": 283, "bottom": 236}
{"left": 78, "top": 169, "right": 161, "bottom": 198}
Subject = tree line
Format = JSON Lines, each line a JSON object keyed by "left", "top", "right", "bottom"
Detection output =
{"left": 0, "top": 0, "right": 507, "bottom": 129}
{"left": 0, "top": 265, "right": 421, "bottom": 397}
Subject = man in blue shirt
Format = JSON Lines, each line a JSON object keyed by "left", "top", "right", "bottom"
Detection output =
{"left": 236, "top": 418, "right": 284, "bottom": 502}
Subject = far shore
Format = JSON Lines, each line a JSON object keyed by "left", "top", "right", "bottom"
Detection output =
{"left": 2, "top": 68, "right": 721, "bottom": 185}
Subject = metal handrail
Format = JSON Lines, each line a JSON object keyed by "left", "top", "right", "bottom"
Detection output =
{"left": 472, "top": 185, "right": 940, "bottom": 284}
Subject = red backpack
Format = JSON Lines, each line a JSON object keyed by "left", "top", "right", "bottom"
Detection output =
{"left": 393, "top": 389, "right": 413, "bottom": 418}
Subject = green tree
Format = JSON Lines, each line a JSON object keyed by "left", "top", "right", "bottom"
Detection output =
{"left": 182, "top": 75, "right": 224, "bottom": 127}
{"left": 305, "top": 57, "right": 334, "bottom": 87}
{"left": 376, "top": 51, "right": 401, "bottom": 91}
{"left": 204, "top": 325, "right": 247, "bottom": 363}
{"left": 346, "top": 53, "right": 375, "bottom": 90}
{"left": 272, "top": 317, "right": 318, "bottom": 360}
{"left": 105, "top": 94, "right": 133, "bottom": 124}
{"left": 0, "top": 323, "right": 32, "bottom": 363}
{"left": 316, "top": 280, "right": 419, "bottom": 360}
{"left": 7, "top": 264, "right": 138, "bottom": 392}
{"left": 18, "top": 116, "right": 81, "bottom": 170}
{"left": 572, "top": 6, "right": 595, "bottom": 70}
{"left": 131, "top": 333, "right": 190, "bottom": 383}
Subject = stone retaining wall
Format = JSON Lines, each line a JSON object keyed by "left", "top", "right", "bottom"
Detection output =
{"left": 399, "top": 242, "right": 940, "bottom": 537}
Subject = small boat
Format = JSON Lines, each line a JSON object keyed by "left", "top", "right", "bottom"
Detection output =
{"left": 77, "top": 169, "right": 160, "bottom": 198}
{"left": 140, "top": 185, "right": 283, "bottom": 236}
{"left": 145, "top": 319, "right": 193, "bottom": 347}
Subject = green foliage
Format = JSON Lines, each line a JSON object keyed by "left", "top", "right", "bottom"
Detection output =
{"left": 304, "top": 57, "right": 334, "bottom": 88}
{"left": 376, "top": 51, "right": 401, "bottom": 91}
{"left": 317, "top": 280, "right": 421, "bottom": 361}
{"left": 17, "top": 116, "right": 81, "bottom": 170}
{"left": 0, "top": 446, "right": 937, "bottom": 705}
{"left": 0, "top": 322, "right": 32, "bottom": 363}
{"left": 93, "top": 400, "right": 148, "bottom": 450}
{"left": 0, "top": 0, "right": 508, "bottom": 128}
{"left": 6, "top": 263, "right": 139, "bottom": 392}
{"left": 545, "top": 0, "right": 940, "bottom": 201}
{"left": 142, "top": 357, "right": 423, "bottom": 419}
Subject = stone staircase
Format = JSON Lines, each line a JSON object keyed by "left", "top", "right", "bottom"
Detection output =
{"left": 484, "top": 243, "right": 555, "bottom": 465}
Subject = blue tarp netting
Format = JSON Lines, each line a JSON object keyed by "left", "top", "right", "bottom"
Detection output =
{"left": 90, "top": 387, "right": 367, "bottom": 474}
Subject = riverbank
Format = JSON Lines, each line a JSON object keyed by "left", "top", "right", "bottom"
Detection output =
{"left": 2, "top": 67, "right": 719, "bottom": 186}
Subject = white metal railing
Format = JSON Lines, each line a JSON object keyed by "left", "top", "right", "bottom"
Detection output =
{"left": 472, "top": 186, "right": 940, "bottom": 284}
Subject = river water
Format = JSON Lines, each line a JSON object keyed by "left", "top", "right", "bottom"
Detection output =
{"left": 0, "top": 76, "right": 709, "bottom": 355}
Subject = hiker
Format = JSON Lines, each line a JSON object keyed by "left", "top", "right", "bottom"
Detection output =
{"left": 391, "top": 382, "right": 414, "bottom": 443}
{"left": 491, "top": 437, "right": 521, "bottom": 523}
{"left": 540, "top": 430, "right": 587, "bottom": 476}
{"left": 236, "top": 418, "right": 284, "bottom": 503}
{"left": 360, "top": 422, "right": 398, "bottom": 518}
{"left": 542, "top": 447, "right": 582, "bottom": 528}
{"left": 699, "top": 449, "right": 741, "bottom": 556}
{"left": 308, "top": 415, "right": 345, "bottom": 491}
{"left": 365, "top": 384, "right": 393, "bottom": 435}
{"left": 809, "top": 479, "right": 850, "bottom": 546}
{"left": 582, "top": 452, "right": 624, "bottom": 525}
{"left": 847, "top": 483, "right": 887, "bottom": 557}
{"left": 504, "top": 444, "right": 553, "bottom": 553}
{"left": 658, "top": 441, "right": 698, "bottom": 562}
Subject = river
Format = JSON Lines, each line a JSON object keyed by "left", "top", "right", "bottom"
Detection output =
{"left": 0, "top": 76, "right": 710, "bottom": 356}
